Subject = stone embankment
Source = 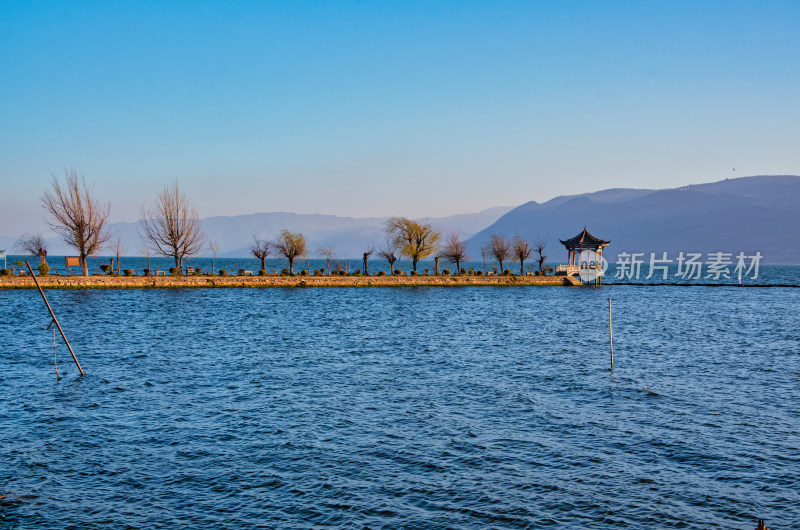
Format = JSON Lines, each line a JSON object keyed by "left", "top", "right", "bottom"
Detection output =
{"left": 0, "top": 273, "right": 581, "bottom": 289}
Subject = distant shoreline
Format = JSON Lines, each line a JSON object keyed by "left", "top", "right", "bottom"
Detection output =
{"left": 0, "top": 273, "right": 581, "bottom": 290}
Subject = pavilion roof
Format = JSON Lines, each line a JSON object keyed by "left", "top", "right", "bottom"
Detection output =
{"left": 559, "top": 227, "right": 610, "bottom": 250}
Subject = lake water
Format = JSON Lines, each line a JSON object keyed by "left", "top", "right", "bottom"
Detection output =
{"left": 1, "top": 282, "right": 799, "bottom": 527}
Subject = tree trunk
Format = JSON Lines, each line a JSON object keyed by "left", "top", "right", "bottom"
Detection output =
{"left": 211, "top": 257, "right": 215, "bottom": 274}
{"left": 412, "top": 258, "right": 418, "bottom": 272}
{"left": 261, "top": 257, "right": 266, "bottom": 271}
{"left": 499, "top": 259, "right": 504, "bottom": 273}
{"left": 80, "top": 253, "right": 88, "bottom": 276}
{"left": 434, "top": 256, "right": 440, "bottom": 275}
{"left": 520, "top": 260, "right": 525, "bottom": 275}
{"left": 455, "top": 259, "right": 461, "bottom": 274}
{"left": 363, "top": 255, "right": 369, "bottom": 275}
{"left": 288, "top": 257, "right": 294, "bottom": 274}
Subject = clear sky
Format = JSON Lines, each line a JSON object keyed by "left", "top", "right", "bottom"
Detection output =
{"left": 2, "top": 0, "right": 799, "bottom": 236}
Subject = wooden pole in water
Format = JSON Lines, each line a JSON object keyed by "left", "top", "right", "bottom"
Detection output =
{"left": 608, "top": 297, "right": 614, "bottom": 371}
{"left": 25, "top": 261, "right": 85, "bottom": 376}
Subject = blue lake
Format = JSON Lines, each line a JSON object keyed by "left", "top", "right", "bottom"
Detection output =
{"left": 1, "top": 283, "right": 799, "bottom": 527}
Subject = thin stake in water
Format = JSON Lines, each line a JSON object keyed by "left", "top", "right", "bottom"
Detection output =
{"left": 608, "top": 297, "right": 614, "bottom": 371}
{"left": 25, "top": 261, "right": 85, "bottom": 376}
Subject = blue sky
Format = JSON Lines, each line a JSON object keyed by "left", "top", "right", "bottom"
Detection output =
{"left": 1, "top": 0, "right": 799, "bottom": 235}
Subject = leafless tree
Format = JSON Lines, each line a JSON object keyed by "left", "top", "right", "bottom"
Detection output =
{"left": 534, "top": 238, "right": 547, "bottom": 272}
{"left": 139, "top": 182, "right": 204, "bottom": 270}
{"left": 41, "top": 169, "right": 111, "bottom": 276}
{"left": 274, "top": 230, "right": 306, "bottom": 274}
{"left": 385, "top": 217, "right": 441, "bottom": 273}
{"left": 490, "top": 234, "right": 512, "bottom": 273}
{"left": 15, "top": 233, "right": 49, "bottom": 265}
{"left": 480, "top": 245, "right": 489, "bottom": 274}
{"left": 318, "top": 246, "right": 335, "bottom": 275}
{"left": 362, "top": 244, "right": 375, "bottom": 275}
{"left": 208, "top": 241, "right": 219, "bottom": 274}
{"left": 377, "top": 241, "right": 398, "bottom": 275}
{"left": 112, "top": 237, "right": 127, "bottom": 275}
{"left": 442, "top": 233, "right": 470, "bottom": 274}
{"left": 249, "top": 236, "right": 271, "bottom": 272}
{"left": 512, "top": 236, "right": 532, "bottom": 275}
{"left": 141, "top": 246, "right": 152, "bottom": 272}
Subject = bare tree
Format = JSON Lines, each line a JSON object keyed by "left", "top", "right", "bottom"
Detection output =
{"left": 534, "top": 238, "right": 547, "bottom": 272}
{"left": 377, "top": 241, "right": 398, "bottom": 275}
{"left": 318, "top": 246, "right": 335, "bottom": 275}
{"left": 490, "top": 235, "right": 511, "bottom": 273}
{"left": 442, "top": 233, "right": 470, "bottom": 274}
{"left": 139, "top": 182, "right": 204, "bottom": 270}
{"left": 274, "top": 230, "right": 306, "bottom": 274}
{"left": 385, "top": 217, "right": 441, "bottom": 273}
{"left": 41, "top": 169, "right": 111, "bottom": 276}
{"left": 362, "top": 244, "right": 375, "bottom": 275}
{"left": 250, "top": 236, "right": 271, "bottom": 272}
{"left": 512, "top": 236, "right": 532, "bottom": 275}
{"left": 141, "top": 246, "right": 152, "bottom": 272}
{"left": 15, "top": 233, "right": 49, "bottom": 265}
{"left": 111, "top": 237, "right": 127, "bottom": 275}
{"left": 208, "top": 241, "right": 219, "bottom": 274}
{"left": 480, "top": 245, "right": 489, "bottom": 274}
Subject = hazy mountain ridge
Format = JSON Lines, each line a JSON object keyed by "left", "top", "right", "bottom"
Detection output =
{"left": 2, "top": 206, "right": 514, "bottom": 259}
{"left": 5, "top": 176, "right": 799, "bottom": 263}
{"left": 466, "top": 175, "right": 800, "bottom": 264}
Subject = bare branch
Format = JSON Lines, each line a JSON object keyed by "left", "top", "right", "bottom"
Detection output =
{"left": 41, "top": 169, "right": 111, "bottom": 276}
{"left": 15, "top": 233, "right": 48, "bottom": 256}
{"left": 138, "top": 181, "right": 204, "bottom": 270}
{"left": 250, "top": 236, "right": 271, "bottom": 271}
{"left": 512, "top": 236, "right": 532, "bottom": 275}
{"left": 490, "top": 234, "right": 511, "bottom": 273}
{"left": 441, "top": 232, "right": 470, "bottom": 274}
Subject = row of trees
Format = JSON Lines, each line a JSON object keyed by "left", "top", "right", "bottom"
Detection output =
{"left": 246, "top": 217, "right": 547, "bottom": 276}
{"left": 26, "top": 170, "right": 547, "bottom": 277}
{"left": 32, "top": 170, "right": 206, "bottom": 276}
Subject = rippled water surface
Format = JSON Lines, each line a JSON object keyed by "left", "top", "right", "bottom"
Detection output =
{"left": 1, "top": 284, "right": 798, "bottom": 528}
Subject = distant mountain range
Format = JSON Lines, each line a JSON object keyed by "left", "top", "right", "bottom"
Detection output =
{"left": 0, "top": 206, "right": 513, "bottom": 259}
{"left": 466, "top": 175, "right": 800, "bottom": 264}
{"left": 3, "top": 175, "right": 798, "bottom": 263}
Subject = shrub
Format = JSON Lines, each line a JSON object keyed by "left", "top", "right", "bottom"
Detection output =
{"left": 218, "top": 270, "right": 228, "bottom": 276}
{"left": 442, "top": 269, "right": 451, "bottom": 276}
{"left": 474, "top": 270, "right": 483, "bottom": 276}
{"left": 299, "top": 270, "right": 309, "bottom": 276}
{"left": 394, "top": 269, "right": 402, "bottom": 275}
{"left": 123, "top": 269, "right": 134, "bottom": 276}
{"left": 377, "top": 270, "right": 386, "bottom": 276}
{"left": 100, "top": 264, "right": 112, "bottom": 274}
{"left": 313, "top": 269, "right": 321, "bottom": 276}
{"left": 169, "top": 267, "right": 180, "bottom": 275}
{"left": 143, "top": 268, "right": 151, "bottom": 276}
{"left": 259, "top": 269, "right": 267, "bottom": 276}
{"left": 503, "top": 270, "right": 511, "bottom": 276}
{"left": 0, "top": 269, "right": 11, "bottom": 276}
{"left": 281, "top": 268, "right": 290, "bottom": 275}
{"left": 338, "top": 270, "right": 347, "bottom": 276}
{"left": 38, "top": 262, "right": 50, "bottom": 276}
{"left": 237, "top": 269, "right": 246, "bottom": 276}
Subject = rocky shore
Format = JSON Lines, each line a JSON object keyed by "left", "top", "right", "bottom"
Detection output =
{"left": 0, "top": 273, "right": 581, "bottom": 289}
